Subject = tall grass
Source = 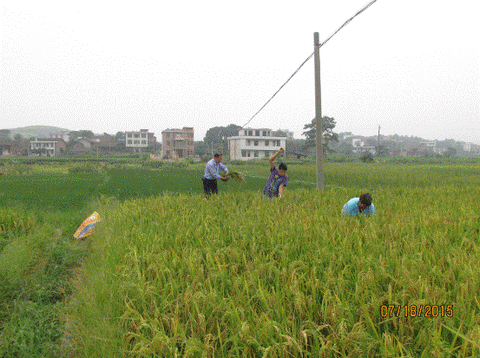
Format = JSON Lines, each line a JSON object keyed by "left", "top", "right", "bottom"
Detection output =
{"left": 67, "top": 184, "right": 480, "bottom": 357}
{"left": 0, "top": 208, "right": 90, "bottom": 357}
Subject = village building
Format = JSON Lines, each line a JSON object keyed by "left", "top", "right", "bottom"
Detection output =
{"left": 463, "top": 142, "right": 480, "bottom": 154}
{"left": 161, "top": 127, "right": 194, "bottom": 160}
{"left": 11, "top": 141, "right": 30, "bottom": 156}
{"left": 351, "top": 136, "right": 376, "bottom": 155}
{"left": 71, "top": 134, "right": 115, "bottom": 154}
{"left": 29, "top": 138, "right": 66, "bottom": 157}
{"left": 125, "top": 129, "right": 157, "bottom": 153}
{"left": 72, "top": 138, "right": 94, "bottom": 154}
{"left": 228, "top": 127, "right": 287, "bottom": 161}
{"left": 49, "top": 130, "right": 70, "bottom": 142}
{"left": 0, "top": 139, "right": 13, "bottom": 156}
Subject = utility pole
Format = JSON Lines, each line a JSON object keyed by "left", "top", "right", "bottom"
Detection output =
{"left": 314, "top": 32, "right": 324, "bottom": 190}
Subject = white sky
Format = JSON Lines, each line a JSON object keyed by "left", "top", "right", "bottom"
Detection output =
{"left": 1, "top": 0, "right": 479, "bottom": 144}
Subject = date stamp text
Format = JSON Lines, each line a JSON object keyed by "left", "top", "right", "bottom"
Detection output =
{"left": 380, "top": 304, "right": 453, "bottom": 318}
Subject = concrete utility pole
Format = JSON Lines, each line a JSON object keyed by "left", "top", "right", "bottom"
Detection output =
{"left": 314, "top": 32, "right": 324, "bottom": 190}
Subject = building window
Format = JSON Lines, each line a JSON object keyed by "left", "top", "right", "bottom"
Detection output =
{"left": 134, "top": 140, "right": 140, "bottom": 145}
{"left": 247, "top": 151, "right": 251, "bottom": 157}
{"left": 127, "top": 140, "right": 132, "bottom": 144}
{"left": 265, "top": 141, "right": 269, "bottom": 146}
{"left": 248, "top": 130, "right": 253, "bottom": 136}
{"left": 254, "top": 151, "right": 258, "bottom": 157}
{"left": 242, "top": 150, "right": 247, "bottom": 157}
{"left": 247, "top": 140, "right": 251, "bottom": 146}
{"left": 254, "top": 140, "right": 258, "bottom": 146}
{"left": 265, "top": 151, "right": 269, "bottom": 157}
{"left": 263, "top": 131, "right": 267, "bottom": 136}
{"left": 141, "top": 140, "right": 147, "bottom": 145}
{"left": 255, "top": 130, "right": 260, "bottom": 136}
{"left": 277, "top": 140, "right": 280, "bottom": 146}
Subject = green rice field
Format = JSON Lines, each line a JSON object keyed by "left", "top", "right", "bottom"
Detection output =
{"left": 0, "top": 159, "right": 479, "bottom": 357}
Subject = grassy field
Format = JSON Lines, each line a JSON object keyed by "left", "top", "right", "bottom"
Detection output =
{"left": 0, "top": 159, "right": 479, "bottom": 357}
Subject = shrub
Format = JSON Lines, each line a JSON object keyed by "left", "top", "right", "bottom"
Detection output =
{"left": 360, "top": 151, "right": 374, "bottom": 163}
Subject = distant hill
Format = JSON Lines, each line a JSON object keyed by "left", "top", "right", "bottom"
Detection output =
{"left": 2, "top": 126, "right": 71, "bottom": 140}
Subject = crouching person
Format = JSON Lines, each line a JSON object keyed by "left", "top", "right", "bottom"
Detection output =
{"left": 342, "top": 193, "right": 376, "bottom": 217}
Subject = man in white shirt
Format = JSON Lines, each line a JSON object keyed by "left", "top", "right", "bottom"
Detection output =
{"left": 203, "top": 153, "right": 229, "bottom": 196}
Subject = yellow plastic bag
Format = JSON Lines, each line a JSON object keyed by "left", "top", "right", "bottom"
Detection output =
{"left": 73, "top": 211, "right": 101, "bottom": 239}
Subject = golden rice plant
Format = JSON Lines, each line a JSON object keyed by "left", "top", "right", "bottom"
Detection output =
{"left": 226, "top": 170, "right": 245, "bottom": 183}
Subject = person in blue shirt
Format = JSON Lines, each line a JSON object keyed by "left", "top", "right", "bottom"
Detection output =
{"left": 203, "top": 153, "right": 229, "bottom": 197}
{"left": 342, "top": 193, "right": 376, "bottom": 217}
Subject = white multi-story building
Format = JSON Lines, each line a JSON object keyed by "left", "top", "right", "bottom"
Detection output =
{"left": 30, "top": 138, "right": 66, "bottom": 157}
{"left": 228, "top": 127, "right": 287, "bottom": 161}
{"left": 125, "top": 129, "right": 156, "bottom": 152}
{"left": 351, "top": 136, "right": 365, "bottom": 148}
{"left": 463, "top": 142, "right": 472, "bottom": 152}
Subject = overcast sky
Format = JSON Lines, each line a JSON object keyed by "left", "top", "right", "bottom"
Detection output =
{"left": 1, "top": 0, "right": 479, "bottom": 144}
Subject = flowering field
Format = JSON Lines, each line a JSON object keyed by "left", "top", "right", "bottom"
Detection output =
{"left": 0, "top": 160, "right": 479, "bottom": 357}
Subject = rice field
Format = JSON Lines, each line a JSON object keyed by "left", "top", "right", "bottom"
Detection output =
{"left": 0, "top": 159, "right": 479, "bottom": 357}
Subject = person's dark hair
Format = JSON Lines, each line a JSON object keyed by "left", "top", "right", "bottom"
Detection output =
{"left": 214, "top": 153, "right": 222, "bottom": 158}
{"left": 359, "top": 193, "right": 372, "bottom": 206}
{"left": 278, "top": 163, "right": 287, "bottom": 171}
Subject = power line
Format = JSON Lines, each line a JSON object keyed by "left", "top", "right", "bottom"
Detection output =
{"left": 321, "top": 0, "right": 378, "bottom": 49}
{"left": 241, "top": 0, "right": 378, "bottom": 129}
{"left": 241, "top": 53, "right": 314, "bottom": 128}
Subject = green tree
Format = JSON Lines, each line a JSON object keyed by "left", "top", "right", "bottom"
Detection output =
{"left": 68, "top": 130, "right": 94, "bottom": 144}
{"left": 13, "top": 134, "right": 24, "bottom": 145}
{"left": 203, "top": 124, "right": 242, "bottom": 155}
{"left": 194, "top": 141, "right": 210, "bottom": 157}
{"left": 444, "top": 147, "right": 457, "bottom": 157}
{"left": 0, "top": 129, "right": 11, "bottom": 140}
{"left": 335, "top": 141, "right": 354, "bottom": 155}
{"left": 302, "top": 116, "right": 339, "bottom": 153}
{"left": 115, "top": 131, "right": 125, "bottom": 143}
{"left": 286, "top": 139, "right": 309, "bottom": 157}
{"left": 376, "top": 145, "right": 390, "bottom": 157}
{"left": 78, "top": 130, "right": 94, "bottom": 138}
{"left": 272, "top": 129, "right": 287, "bottom": 137}
{"left": 360, "top": 151, "right": 374, "bottom": 163}
{"left": 115, "top": 131, "right": 126, "bottom": 151}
